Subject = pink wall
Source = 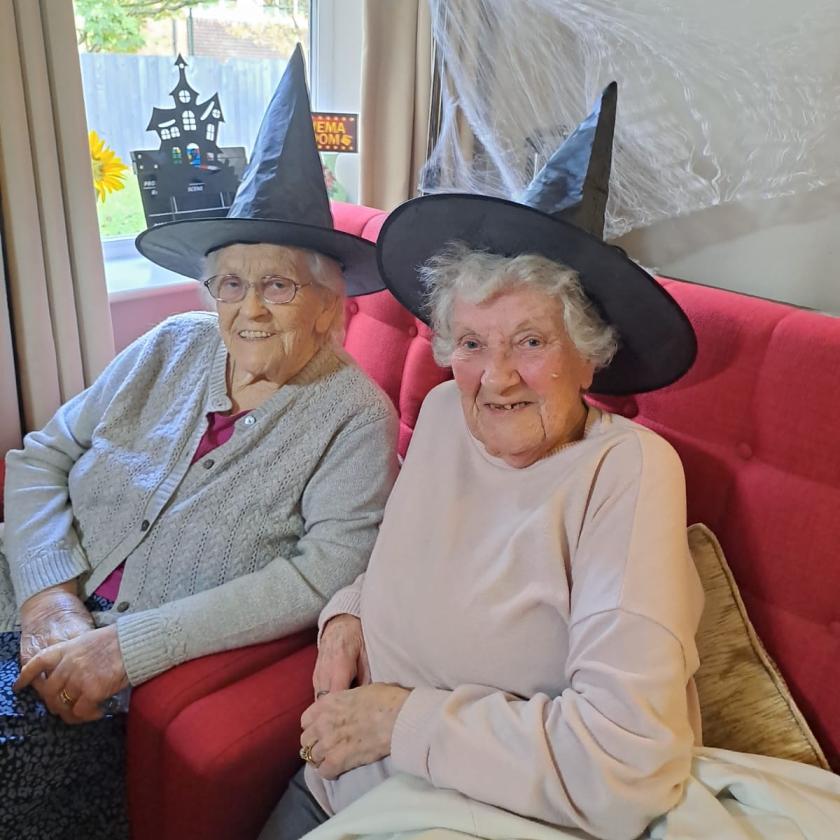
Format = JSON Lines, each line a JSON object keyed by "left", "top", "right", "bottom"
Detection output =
{"left": 109, "top": 283, "right": 211, "bottom": 353}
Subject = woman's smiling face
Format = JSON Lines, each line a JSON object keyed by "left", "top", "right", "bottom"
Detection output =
{"left": 212, "top": 244, "right": 339, "bottom": 386}
{"left": 449, "top": 285, "right": 595, "bottom": 468}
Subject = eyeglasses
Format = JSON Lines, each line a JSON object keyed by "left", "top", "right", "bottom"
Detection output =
{"left": 203, "top": 274, "right": 309, "bottom": 306}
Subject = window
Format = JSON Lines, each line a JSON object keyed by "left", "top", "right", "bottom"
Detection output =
{"left": 74, "top": 0, "right": 318, "bottom": 293}
{"left": 74, "top": 0, "right": 365, "bottom": 298}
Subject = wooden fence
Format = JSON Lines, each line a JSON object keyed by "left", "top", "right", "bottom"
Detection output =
{"left": 79, "top": 53, "right": 286, "bottom": 167}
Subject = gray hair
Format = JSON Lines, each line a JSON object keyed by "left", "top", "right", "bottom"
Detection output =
{"left": 420, "top": 242, "right": 619, "bottom": 370}
{"left": 202, "top": 244, "right": 347, "bottom": 343}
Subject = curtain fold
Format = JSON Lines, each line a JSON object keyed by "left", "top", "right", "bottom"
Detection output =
{"left": 359, "top": 0, "right": 433, "bottom": 211}
{"left": 0, "top": 0, "right": 114, "bottom": 453}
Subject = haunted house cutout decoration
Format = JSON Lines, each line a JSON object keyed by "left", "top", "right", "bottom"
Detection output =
{"left": 132, "top": 55, "right": 246, "bottom": 227}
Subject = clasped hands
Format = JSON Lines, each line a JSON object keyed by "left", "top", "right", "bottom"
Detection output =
{"left": 301, "top": 613, "right": 409, "bottom": 780}
{"left": 13, "top": 584, "right": 128, "bottom": 724}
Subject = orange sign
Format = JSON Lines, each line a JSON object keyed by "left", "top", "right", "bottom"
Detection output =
{"left": 311, "top": 112, "right": 358, "bottom": 153}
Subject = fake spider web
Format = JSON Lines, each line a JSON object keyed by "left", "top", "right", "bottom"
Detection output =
{"left": 421, "top": 0, "right": 840, "bottom": 239}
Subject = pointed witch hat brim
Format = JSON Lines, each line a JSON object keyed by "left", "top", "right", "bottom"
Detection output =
{"left": 376, "top": 82, "right": 696, "bottom": 395}
{"left": 376, "top": 194, "right": 696, "bottom": 395}
{"left": 136, "top": 217, "right": 380, "bottom": 295}
{"left": 135, "top": 44, "right": 382, "bottom": 297}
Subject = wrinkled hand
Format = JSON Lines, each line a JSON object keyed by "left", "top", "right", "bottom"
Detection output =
{"left": 19, "top": 584, "right": 94, "bottom": 666}
{"left": 300, "top": 683, "right": 410, "bottom": 780}
{"left": 313, "top": 614, "right": 370, "bottom": 701}
{"left": 14, "top": 625, "right": 128, "bottom": 724}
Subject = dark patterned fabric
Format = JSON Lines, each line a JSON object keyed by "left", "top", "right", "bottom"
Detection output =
{"left": 0, "top": 595, "right": 129, "bottom": 840}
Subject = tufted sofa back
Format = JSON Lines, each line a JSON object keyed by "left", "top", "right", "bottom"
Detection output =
{"left": 332, "top": 203, "right": 449, "bottom": 456}
{"left": 593, "top": 280, "right": 840, "bottom": 769}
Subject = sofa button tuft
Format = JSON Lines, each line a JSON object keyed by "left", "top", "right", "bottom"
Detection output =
{"left": 736, "top": 442, "right": 753, "bottom": 460}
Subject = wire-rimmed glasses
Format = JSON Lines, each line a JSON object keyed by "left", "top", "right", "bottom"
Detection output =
{"left": 203, "top": 274, "right": 309, "bottom": 306}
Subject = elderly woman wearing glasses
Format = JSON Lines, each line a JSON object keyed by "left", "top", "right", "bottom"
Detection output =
{"left": 0, "top": 48, "right": 395, "bottom": 839}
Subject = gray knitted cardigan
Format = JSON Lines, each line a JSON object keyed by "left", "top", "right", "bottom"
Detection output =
{"left": 1, "top": 312, "right": 398, "bottom": 684}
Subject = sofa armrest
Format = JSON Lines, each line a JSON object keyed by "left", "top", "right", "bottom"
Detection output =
{"left": 128, "top": 631, "right": 315, "bottom": 840}
{"left": 131, "top": 642, "right": 318, "bottom": 840}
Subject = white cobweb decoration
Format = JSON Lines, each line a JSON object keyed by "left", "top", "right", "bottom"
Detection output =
{"left": 421, "top": 0, "right": 840, "bottom": 239}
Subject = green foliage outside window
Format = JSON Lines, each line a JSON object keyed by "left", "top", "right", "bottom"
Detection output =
{"left": 75, "top": 0, "right": 216, "bottom": 53}
{"left": 96, "top": 179, "right": 147, "bottom": 239}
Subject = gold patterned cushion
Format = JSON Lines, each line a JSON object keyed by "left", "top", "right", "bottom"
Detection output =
{"left": 689, "top": 523, "right": 829, "bottom": 768}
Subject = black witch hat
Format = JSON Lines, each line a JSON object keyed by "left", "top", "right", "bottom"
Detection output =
{"left": 377, "top": 83, "right": 696, "bottom": 395}
{"left": 136, "top": 44, "right": 382, "bottom": 296}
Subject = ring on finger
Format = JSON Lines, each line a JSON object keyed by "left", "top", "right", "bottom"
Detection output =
{"left": 59, "top": 688, "right": 75, "bottom": 707}
{"left": 299, "top": 740, "right": 318, "bottom": 764}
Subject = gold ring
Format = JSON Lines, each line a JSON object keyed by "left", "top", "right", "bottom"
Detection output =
{"left": 299, "top": 741, "right": 317, "bottom": 764}
{"left": 59, "top": 688, "right": 75, "bottom": 707}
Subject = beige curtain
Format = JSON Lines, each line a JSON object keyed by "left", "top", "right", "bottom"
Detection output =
{"left": 359, "top": 0, "right": 433, "bottom": 211}
{"left": 0, "top": 0, "right": 114, "bottom": 455}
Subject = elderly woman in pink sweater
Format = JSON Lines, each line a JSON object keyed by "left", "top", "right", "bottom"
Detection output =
{"left": 261, "top": 87, "right": 703, "bottom": 840}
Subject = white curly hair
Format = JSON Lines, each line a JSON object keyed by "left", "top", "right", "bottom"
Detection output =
{"left": 419, "top": 242, "right": 619, "bottom": 369}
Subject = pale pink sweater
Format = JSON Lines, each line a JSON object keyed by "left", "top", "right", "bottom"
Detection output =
{"left": 307, "top": 381, "right": 704, "bottom": 840}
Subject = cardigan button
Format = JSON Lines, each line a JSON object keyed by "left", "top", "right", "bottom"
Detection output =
{"left": 202, "top": 458, "right": 215, "bottom": 469}
{"left": 243, "top": 416, "right": 256, "bottom": 427}
{"left": 140, "top": 519, "right": 150, "bottom": 531}
{"left": 116, "top": 601, "right": 130, "bottom": 613}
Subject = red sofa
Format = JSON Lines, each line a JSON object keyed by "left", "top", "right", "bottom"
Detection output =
{"left": 2, "top": 202, "right": 839, "bottom": 837}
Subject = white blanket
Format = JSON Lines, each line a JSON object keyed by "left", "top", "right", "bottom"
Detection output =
{"left": 303, "top": 748, "right": 840, "bottom": 840}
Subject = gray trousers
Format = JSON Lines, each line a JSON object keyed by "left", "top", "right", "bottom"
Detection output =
{"left": 259, "top": 765, "right": 330, "bottom": 840}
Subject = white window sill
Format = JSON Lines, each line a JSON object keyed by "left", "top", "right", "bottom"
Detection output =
{"left": 104, "top": 236, "right": 197, "bottom": 301}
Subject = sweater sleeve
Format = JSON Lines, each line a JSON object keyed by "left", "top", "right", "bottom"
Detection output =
{"left": 3, "top": 332, "right": 155, "bottom": 606}
{"left": 116, "top": 411, "right": 398, "bottom": 685}
{"left": 390, "top": 432, "right": 703, "bottom": 840}
{"left": 317, "top": 572, "right": 366, "bottom": 645}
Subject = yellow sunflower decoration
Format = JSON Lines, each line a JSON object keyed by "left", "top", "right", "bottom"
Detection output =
{"left": 89, "top": 130, "right": 129, "bottom": 203}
